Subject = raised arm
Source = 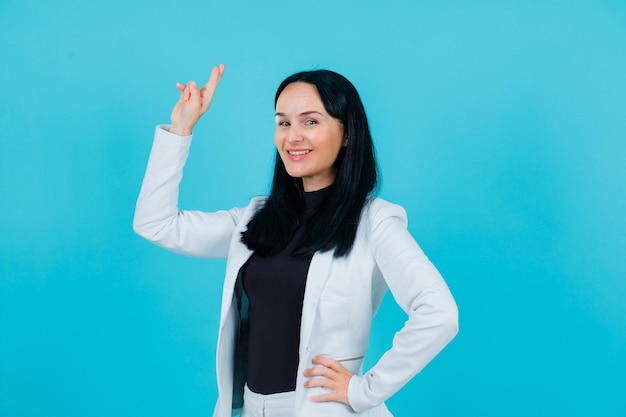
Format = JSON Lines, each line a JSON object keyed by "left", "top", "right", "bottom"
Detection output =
{"left": 133, "top": 64, "right": 244, "bottom": 259}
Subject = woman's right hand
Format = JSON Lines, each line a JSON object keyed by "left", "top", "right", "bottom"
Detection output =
{"left": 169, "top": 63, "right": 225, "bottom": 136}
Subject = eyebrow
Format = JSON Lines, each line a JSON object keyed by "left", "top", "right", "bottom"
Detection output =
{"left": 275, "top": 110, "right": 324, "bottom": 117}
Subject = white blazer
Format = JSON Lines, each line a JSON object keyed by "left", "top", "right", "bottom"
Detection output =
{"left": 134, "top": 126, "right": 459, "bottom": 417}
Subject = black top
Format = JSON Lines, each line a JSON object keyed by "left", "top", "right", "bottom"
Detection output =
{"left": 242, "top": 186, "right": 330, "bottom": 394}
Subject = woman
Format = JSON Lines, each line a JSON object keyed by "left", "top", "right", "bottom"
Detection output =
{"left": 133, "top": 64, "right": 458, "bottom": 417}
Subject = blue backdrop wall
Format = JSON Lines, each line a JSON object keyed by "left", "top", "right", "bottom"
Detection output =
{"left": 1, "top": 1, "right": 625, "bottom": 416}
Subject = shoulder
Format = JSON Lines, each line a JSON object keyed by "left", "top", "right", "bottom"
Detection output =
{"left": 249, "top": 195, "right": 267, "bottom": 207}
{"left": 220, "top": 195, "right": 267, "bottom": 228}
{"left": 354, "top": 197, "right": 411, "bottom": 253}
{"left": 361, "top": 196, "right": 408, "bottom": 231}
{"left": 239, "top": 195, "right": 267, "bottom": 219}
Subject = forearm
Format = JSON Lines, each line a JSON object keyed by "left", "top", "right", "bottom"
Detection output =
{"left": 134, "top": 125, "right": 191, "bottom": 239}
{"left": 347, "top": 281, "right": 458, "bottom": 411}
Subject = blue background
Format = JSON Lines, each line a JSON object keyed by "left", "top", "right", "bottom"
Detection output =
{"left": 1, "top": 0, "right": 625, "bottom": 416}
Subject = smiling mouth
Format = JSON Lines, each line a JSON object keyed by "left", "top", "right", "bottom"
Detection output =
{"left": 288, "top": 150, "right": 311, "bottom": 156}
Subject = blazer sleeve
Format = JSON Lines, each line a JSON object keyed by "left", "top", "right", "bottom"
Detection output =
{"left": 133, "top": 125, "right": 244, "bottom": 258}
{"left": 347, "top": 202, "right": 459, "bottom": 412}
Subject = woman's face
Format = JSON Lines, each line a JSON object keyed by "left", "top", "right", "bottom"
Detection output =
{"left": 274, "top": 82, "right": 347, "bottom": 192}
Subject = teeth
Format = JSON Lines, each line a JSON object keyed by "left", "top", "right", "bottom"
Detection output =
{"left": 289, "top": 150, "right": 310, "bottom": 156}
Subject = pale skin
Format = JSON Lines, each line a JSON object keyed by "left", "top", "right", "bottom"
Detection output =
{"left": 171, "top": 64, "right": 354, "bottom": 406}
{"left": 274, "top": 82, "right": 348, "bottom": 192}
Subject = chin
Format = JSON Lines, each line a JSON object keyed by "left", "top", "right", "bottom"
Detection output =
{"left": 284, "top": 166, "right": 307, "bottom": 179}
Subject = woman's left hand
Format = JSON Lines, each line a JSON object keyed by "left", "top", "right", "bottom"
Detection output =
{"left": 303, "top": 356, "right": 353, "bottom": 406}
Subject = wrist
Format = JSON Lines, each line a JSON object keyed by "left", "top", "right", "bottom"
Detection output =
{"left": 168, "top": 125, "right": 192, "bottom": 136}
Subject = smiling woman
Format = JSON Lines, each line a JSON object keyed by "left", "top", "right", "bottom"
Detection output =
{"left": 274, "top": 82, "right": 347, "bottom": 192}
{"left": 133, "top": 65, "right": 458, "bottom": 417}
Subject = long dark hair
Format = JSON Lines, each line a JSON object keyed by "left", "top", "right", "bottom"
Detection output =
{"left": 240, "top": 69, "right": 378, "bottom": 258}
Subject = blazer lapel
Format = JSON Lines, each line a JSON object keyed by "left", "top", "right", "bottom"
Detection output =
{"left": 299, "top": 250, "right": 334, "bottom": 352}
{"left": 220, "top": 243, "right": 253, "bottom": 322}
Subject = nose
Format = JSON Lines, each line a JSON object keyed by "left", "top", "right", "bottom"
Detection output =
{"left": 286, "top": 125, "right": 303, "bottom": 143}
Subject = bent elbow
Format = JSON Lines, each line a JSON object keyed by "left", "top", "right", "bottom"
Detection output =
{"left": 442, "top": 300, "right": 459, "bottom": 341}
{"left": 132, "top": 212, "right": 154, "bottom": 241}
{"left": 447, "top": 313, "right": 459, "bottom": 341}
{"left": 132, "top": 218, "right": 144, "bottom": 238}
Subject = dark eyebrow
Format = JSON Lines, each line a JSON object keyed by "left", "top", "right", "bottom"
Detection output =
{"left": 275, "top": 110, "right": 324, "bottom": 117}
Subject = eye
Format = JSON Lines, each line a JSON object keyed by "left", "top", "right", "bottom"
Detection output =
{"left": 304, "top": 119, "right": 318, "bottom": 126}
{"left": 277, "top": 120, "right": 290, "bottom": 127}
